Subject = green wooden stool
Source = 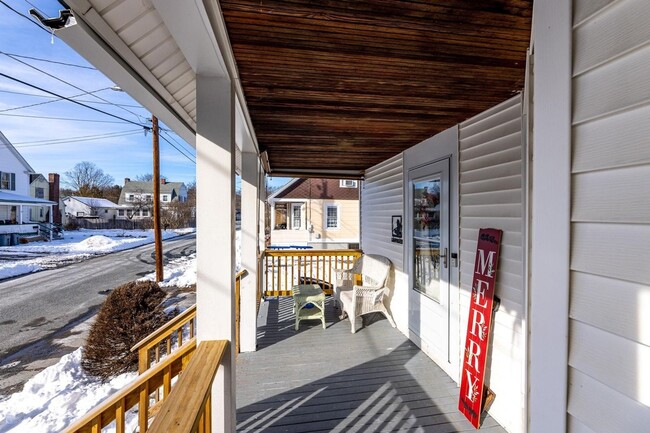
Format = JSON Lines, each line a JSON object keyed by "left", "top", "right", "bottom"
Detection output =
{"left": 292, "top": 284, "right": 326, "bottom": 330}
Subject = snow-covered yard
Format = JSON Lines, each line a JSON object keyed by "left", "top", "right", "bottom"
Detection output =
{"left": 0, "top": 231, "right": 243, "bottom": 432}
{"left": 0, "top": 250, "right": 199, "bottom": 433}
{"left": 0, "top": 228, "right": 195, "bottom": 281}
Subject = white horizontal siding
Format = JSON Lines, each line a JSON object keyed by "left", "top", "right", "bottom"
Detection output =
{"left": 362, "top": 154, "right": 404, "bottom": 272}
{"left": 570, "top": 1, "right": 650, "bottom": 431}
{"left": 458, "top": 94, "right": 525, "bottom": 433}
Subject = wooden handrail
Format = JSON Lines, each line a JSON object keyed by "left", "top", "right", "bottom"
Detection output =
{"left": 148, "top": 340, "right": 228, "bottom": 433}
{"left": 131, "top": 304, "right": 197, "bottom": 353}
{"left": 63, "top": 339, "right": 197, "bottom": 433}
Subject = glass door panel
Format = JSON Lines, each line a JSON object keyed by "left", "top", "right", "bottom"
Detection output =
{"left": 413, "top": 177, "right": 442, "bottom": 301}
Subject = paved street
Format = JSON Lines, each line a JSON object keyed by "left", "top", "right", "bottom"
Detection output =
{"left": 0, "top": 234, "right": 196, "bottom": 396}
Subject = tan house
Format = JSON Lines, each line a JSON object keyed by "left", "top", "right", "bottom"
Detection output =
{"left": 269, "top": 178, "right": 359, "bottom": 249}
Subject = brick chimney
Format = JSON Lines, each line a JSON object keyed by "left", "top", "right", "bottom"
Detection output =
{"left": 48, "top": 173, "right": 61, "bottom": 224}
{"left": 161, "top": 177, "right": 166, "bottom": 185}
{"left": 124, "top": 177, "right": 130, "bottom": 185}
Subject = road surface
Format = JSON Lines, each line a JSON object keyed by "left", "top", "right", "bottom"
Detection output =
{"left": 0, "top": 234, "right": 196, "bottom": 396}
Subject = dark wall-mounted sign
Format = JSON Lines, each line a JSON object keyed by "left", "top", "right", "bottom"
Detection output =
{"left": 391, "top": 215, "right": 402, "bottom": 244}
{"left": 458, "top": 228, "right": 502, "bottom": 429}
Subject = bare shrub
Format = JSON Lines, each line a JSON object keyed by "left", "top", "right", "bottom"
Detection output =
{"left": 81, "top": 280, "right": 170, "bottom": 381}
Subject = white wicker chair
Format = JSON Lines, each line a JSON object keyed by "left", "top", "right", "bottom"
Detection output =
{"left": 334, "top": 254, "right": 396, "bottom": 333}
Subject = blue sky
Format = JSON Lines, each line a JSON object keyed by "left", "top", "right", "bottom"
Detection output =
{"left": 0, "top": 0, "right": 291, "bottom": 190}
{"left": 0, "top": 1, "right": 190, "bottom": 187}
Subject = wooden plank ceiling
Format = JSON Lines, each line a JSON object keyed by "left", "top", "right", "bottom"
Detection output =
{"left": 220, "top": 0, "right": 532, "bottom": 175}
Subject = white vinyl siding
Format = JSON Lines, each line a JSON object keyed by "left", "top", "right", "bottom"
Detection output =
{"left": 458, "top": 95, "right": 525, "bottom": 433}
{"left": 569, "top": 1, "right": 650, "bottom": 432}
{"left": 361, "top": 154, "right": 404, "bottom": 271}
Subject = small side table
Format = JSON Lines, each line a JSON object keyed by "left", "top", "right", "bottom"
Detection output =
{"left": 292, "top": 284, "right": 326, "bottom": 330}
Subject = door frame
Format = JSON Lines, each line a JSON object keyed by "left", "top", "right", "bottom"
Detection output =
{"left": 402, "top": 125, "right": 460, "bottom": 381}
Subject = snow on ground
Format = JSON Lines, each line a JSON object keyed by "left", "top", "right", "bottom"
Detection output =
{"left": 0, "top": 349, "right": 137, "bottom": 433}
{"left": 0, "top": 228, "right": 195, "bottom": 280}
{"left": 0, "top": 230, "right": 240, "bottom": 432}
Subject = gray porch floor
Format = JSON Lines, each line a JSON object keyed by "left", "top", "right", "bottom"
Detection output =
{"left": 236, "top": 297, "right": 506, "bottom": 433}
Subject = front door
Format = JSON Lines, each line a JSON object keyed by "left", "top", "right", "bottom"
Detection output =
{"left": 408, "top": 158, "right": 451, "bottom": 366}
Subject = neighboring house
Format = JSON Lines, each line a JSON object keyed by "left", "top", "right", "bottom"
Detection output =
{"left": 117, "top": 178, "right": 187, "bottom": 219}
{"left": 63, "top": 196, "right": 119, "bottom": 220}
{"left": 0, "top": 131, "right": 56, "bottom": 242}
{"left": 269, "top": 178, "right": 359, "bottom": 249}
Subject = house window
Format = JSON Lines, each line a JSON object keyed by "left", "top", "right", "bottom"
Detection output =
{"left": 104, "top": 209, "right": 108, "bottom": 213}
{"left": 326, "top": 205, "right": 338, "bottom": 228}
{"left": 128, "top": 194, "right": 134, "bottom": 201}
{"left": 291, "top": 203, "right": 302, "bottom": 229}
{"left": 0, "top": 172, "right": 16, "bottom": 190}
{"left": 339, "top": 179, "right": 358, "bottom": 188}
{"left": 35, "top": 187, "right": 44, "bottom": 199}
{"left": 118, "top": 209, "right": 125, "bottom": 216}
{"left": 162, "top": 195, "right": 169, "bottom": 202}
{"left": 141, "top": 209, "right": 149, "bottom": 217}
{"left": 274, "top": 203, "right": 287, "bottom": 230}
{"left": 127, "top": 210, "right": 133, "bottom": 217}
{"left": 39, "top": 208, "right": 44, "bottom": 218}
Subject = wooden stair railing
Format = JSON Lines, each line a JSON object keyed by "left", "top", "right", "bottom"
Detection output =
{"left": 131, "top": 305, "right": 197, "bottom": 374}
{"left": 62, "top": 339, "right": 197, "bottom": 433}
{"left": 148, "top": 340, "right": 228, "bottom": 433}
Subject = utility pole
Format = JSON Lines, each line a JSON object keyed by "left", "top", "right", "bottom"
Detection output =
{"left": 152, "top": 115, "right": 163, "bottom": 282}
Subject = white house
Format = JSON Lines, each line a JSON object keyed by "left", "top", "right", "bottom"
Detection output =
{"left": 116, "top": 178, "right": 187, "bottom": 219}
{"left": 0, "top": 131, "right": 55, "bottom": 241}
{"left": 41, "top": 1, "right": 650, "bottom": 432}
{"left": 63, "top": 196, "right": 120, "bottom": 220}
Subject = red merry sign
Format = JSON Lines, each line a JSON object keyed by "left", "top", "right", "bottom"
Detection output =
{"left": 458, "top": 228, "right": 502, "bottom": 428}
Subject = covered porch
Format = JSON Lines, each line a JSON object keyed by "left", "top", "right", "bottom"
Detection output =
{"left": 237, "top": 296, "right": 505, "bottom": 433}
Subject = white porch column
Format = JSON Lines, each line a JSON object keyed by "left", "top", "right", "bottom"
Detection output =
{"left": 48, "top": 205, "right": 53, "bottom": 241}
{"left": 529, "top": 1, "right": 572, "bottom": 432}
{"left": 195, "top": 75, "right": 236, "bottom": 433}
{"left": 259, "top": 169, "right": 266, "bottom": 252}
{"left": 18, "top": 205, "right": 23, "bottom": 224}
{"left": 240, "top": 151, "right": 259, "bottom": 352}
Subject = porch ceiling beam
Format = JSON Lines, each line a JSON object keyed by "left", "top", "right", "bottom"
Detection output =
{"left": 268, "top": 169, "right": 364, "bottom": 180}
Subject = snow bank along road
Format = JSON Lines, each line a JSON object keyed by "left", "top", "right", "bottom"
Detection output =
{"left": 0, "top": 234, "right": 196, "bottom": 396}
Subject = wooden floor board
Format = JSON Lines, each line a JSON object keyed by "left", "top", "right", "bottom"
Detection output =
{"left": 236, "top": 297, "right": 506, "bottom": 432}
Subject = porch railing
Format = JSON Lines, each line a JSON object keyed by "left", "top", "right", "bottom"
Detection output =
{"left": 263, "top": 249, "right": 362, "bottom": 296}
{"left": 62, "top": 339, "right": 197, "bottom": 433}
{"left": 148, "top": 340, "right": 228, "bottom": 433}
{"left": 131, "top": 305, "right": 197, "bottom": 374}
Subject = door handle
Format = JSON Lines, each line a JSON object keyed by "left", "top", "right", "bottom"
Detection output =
{"left": 441, "top": 247, "right": 448, "bottom": 269}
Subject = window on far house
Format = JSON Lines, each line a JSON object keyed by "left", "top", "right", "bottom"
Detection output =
{"left": 104, "top": 209, "right": 108, "bottom": 213}
{"left": 128, "top": 194, "right": 134, "bottom": 201}
{"left": 127, "top": 210, "right": 133, "bottom": 217}
{"left": 141, "top": 209, "right": 149, "bottom": 217}
{"left": 35, "top": 187, "right": 44, "bottom": 199}
{"left": 339, "top": 179, "right": 358, "bottom": 188}
{"left": 39, "top": 208, "right": 43, "bottom": 218}
{"left": 162, "top": 195, "right": 169, "bottom": 202}
{"left": 292, "top": 203, "right": 302, "bottom": 229}
{"left": 0, "top": 172, "right": 16, "bottom": 190}
{"left": 326, "top": 205, "right": 338, "bottom": 228}
{"left": 274, "top": 203, "right": 287, "bottom": 230}
{"left": 118, "top": 209, "right": 125, "bottom": 216}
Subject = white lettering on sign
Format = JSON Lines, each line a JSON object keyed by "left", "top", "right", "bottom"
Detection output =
{"left": 474, "top": 279, "right": 489, "bottom": 308}
{"left": 465, "top": 369, "right": 480, "bottom": 402}
{"left": 476, "top": 249, "right": 496, "bottom": 277}
{"left": 470, "top": 309, "right": 486, "bottom": 341}
{"left": 466, "top": 339, "right": 481, "bottom": 371}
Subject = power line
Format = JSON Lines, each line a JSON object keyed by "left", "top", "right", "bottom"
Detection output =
{"left": 11, "top": 129, "right": 144, "bottom": 145}
{"left": 2, "top": 52, "right": 146, "bottom": 123}
{"left": 0, "top": 112, "right": 127, "bottom": 124}
{"left": 159, "top": 133, "right": 196, "bottom": 164}
{"left": 0, "top": 0, "right": 49, "bottom": 34}
{"left": 0, "top": 130, "right": 144, "bottom": 148}
{"left": 0, "top": 87, "right": 112, "bottom": 113}
{"left": 161, "top": 129, "right": 196, "bottom": 161}
{"left": 0, "top": 51, "right": 96, "bottom": 70}
{"left": 0, "top": 89, "right": 146, "bottom": 109}
{"left": 0, "top": 72, "right": 150, "bottom": 129}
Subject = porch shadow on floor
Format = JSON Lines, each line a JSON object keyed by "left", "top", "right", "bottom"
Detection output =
{"left": 236, "top": 297, "right": 506, "bottom": 432}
